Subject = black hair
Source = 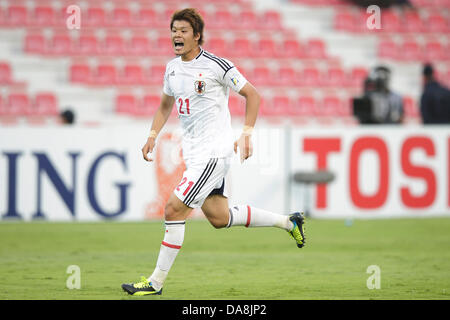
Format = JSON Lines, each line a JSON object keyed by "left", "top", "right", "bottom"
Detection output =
{"left": 423, "top": 63, "right": 434, "bottom": 78}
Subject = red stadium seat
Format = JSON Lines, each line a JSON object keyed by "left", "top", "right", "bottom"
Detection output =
{"left": 378, "top": 38, "right": 398, "bottom": 59}
{"left": 235, "top": 11, "right": 257, "bottom": 30}
{"left": 423, "top": 41, "right": 446, "bottom": 61}
{"left": 55, "top": 6, "right": 69, "bottom": 26}
{"left": 291, "top": 95, "right": 317, "bottom": 116}
{"left": 323, "top": 67, "right": 346, "bottom": 87}
{"left": 128, "top": 35, "right": 151, "bottom": 56}
{"left": 116, "top": 94, "right": 137, "bottom": 114}
{"left": 0, "top": 62, "right": 12, "bottom": 84}
{"left": 70, "top": 63, "right": 91, "bottom": 84}
{"left": 33, "top": 92, "right": 58, "bottom": 116}
{"left": 7, "top": 93, "right": 30, "bottom": 115}
{"left": 299, "top": 67, "right": 322, "bottom": 87}
{"left": 433, "top": 0, "right": 450, "bottom": 7}
{"left": 381, "top": 10, "right": 401, "bottom": 32}
{"left": 228, "top": 38, "right": 252, "bottom": 58}
{"left": 0, "top": 94, "right": 4, "bottom": 114}
{"left": 0, "top": 93, "right": 14, "bottom": 117}
{"left": 121, "top": 64, "right": 146, "bottom": 85}
{"left": 197, "top": 8, "right": 209, "bottom": 25}
{"left": 108, "top": 8, "right": 131, "bottom": 27}
{"left": 278, "top": 39, "right": 304, "bottom": 59}
{"left": 259, "top": 10, "right": 282, "bottom": 30}
{"left": 254, "top": 39, "right": 277, "bottom": 58}
{"left": 32, "top": 6, "right": 56, "bottom": 27}
{"left": 94, "top": 64, "right": 117, "bottom": 85}
{"left": 276, "top": 66, "right": 299, "bottom": 87}
{"left": 84, "top": 7, "right": 106, "bottom": 27}
{"left": 134, "top": 8, "right": 157, "bottom": 27}
{"left": 270, "top": 95, "right": 291, "bottom": 116}
{"left": 347, "top": 66, "right": 368, "bottom": 88}
{"left": 447, "top": 43, "right": 450, "bottom": 60}
{"left": 320, "top": 95, "right": 343, "bottom": 117}
{"left": 209, "top": 10, "right": 233, "bottom": 30}
{"left": 400, "top": 39, "right": 423, "bottom": 61}
{"left": 102, "top": 34, "right": 125, "bottom": 55}
{"left": 0, "top": 7, "right": 4, "bottom": 26}
{"left": 140, "top": 95, "right": 161, "bottom": 116}
{"left": 305, "top": 39, "right": 327, "bottom": 59}
{"left": 157, "top": 8, "right": 177, "bottom": 28}
{"left": 228, "top": 95, "right": 245, "bottom": 116}
{"left": 251, "top": 67, "right": 272, "bottom": 86}
{"left": 334, "top": 10, "right": 356, "bottom": 32}
{"left": 205, "top": 38, "right": 228, "bottom": 57}
{"left": 400, "top": 11, "right": 424, "bottom": 33}
{"left": 154, "top": 37, "right": 174, "bottom": 56}
{"left": 426, "top": 13, "right": 448, "bottom": 33}
{"left": 147, "top": 65, "right": 166, "bottom": 85}
{"left": 25, "top": 33, "right": 46, "bottom": 54}
{"left": 77, "top": 34, "right": 100, "bottom": 55}
{"left": 7, "top": 5, "right": 28, "bottom": 26}
{"left": 49, "top": 34, "right": 73, "bottom": 55}
{"left": 0, "top": 95, "right": 9, "bottom": 116}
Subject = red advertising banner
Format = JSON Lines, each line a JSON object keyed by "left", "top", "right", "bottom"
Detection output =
{"left": 289, "top": 127, "right": 450, "bottom": 218}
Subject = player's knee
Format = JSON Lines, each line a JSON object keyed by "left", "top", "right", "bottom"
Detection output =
{"left": 164, "top": 200, "right": 182, "bottom": 220}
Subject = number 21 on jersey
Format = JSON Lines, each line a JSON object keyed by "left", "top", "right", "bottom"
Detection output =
{"left": 178, "top": 98, "right": 190, "bottom": 115}
{"left": 177, "top": 177, "right": 194, "bottom": 196}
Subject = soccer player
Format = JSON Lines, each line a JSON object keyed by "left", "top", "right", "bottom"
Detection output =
{"left": 121, "top": 8, "right": 305, "bottom": 296}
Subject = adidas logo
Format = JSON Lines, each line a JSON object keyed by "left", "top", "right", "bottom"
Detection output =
{"left": 169, "top": 70, "right": 175, "bottom": 76}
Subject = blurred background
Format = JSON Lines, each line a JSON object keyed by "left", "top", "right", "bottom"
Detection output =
{"left": 0, "top": 0, "right": 449, "bottom": 221}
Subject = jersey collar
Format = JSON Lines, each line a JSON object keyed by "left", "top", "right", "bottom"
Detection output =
{"left": 195, "top": 47, "right": 204, "bottom": 60}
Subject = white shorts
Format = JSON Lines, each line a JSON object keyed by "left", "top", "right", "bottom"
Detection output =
{"left": 174, "top": 157, "right": 231, "bottom": 208}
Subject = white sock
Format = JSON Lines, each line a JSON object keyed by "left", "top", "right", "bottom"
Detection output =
{"left": 226, "top": 205, "right": 293, "bottom": 231}
{"left": 148, "top": 220, "right": 185, "bottom": 290}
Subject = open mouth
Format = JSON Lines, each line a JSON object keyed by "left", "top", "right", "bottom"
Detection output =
{"left": 174, "top": 41, "right": 184, "bottom": 49}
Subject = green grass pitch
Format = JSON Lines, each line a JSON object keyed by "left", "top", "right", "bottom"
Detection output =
{"left": 0, "top": 217, "right": 449, "bottom": 300}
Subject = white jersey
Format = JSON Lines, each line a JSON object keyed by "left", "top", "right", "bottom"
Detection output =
{"left": 163, "top": 48, "right": 247, "bottom": 162}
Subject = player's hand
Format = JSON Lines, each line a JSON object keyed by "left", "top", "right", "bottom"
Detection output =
{"left": 142, "top": 137, "right": 156, "bottom": 162}
{"left": 234, "top": 134, "right": 253, "bottom": 163}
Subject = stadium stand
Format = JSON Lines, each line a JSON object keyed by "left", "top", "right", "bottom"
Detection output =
{"left": 0, "top": 62, "right": 13, "bottom": 84}
{"left": 0, "top": 0, "right": 447, "bottom": 124}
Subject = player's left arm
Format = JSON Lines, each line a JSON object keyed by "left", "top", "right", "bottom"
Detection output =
{"left": 234, "top": 82, "right": 260, "bottom": 163}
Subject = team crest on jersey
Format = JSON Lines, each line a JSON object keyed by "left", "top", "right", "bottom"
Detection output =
{"left": 194, "top": 80, "right": 206, "bottom": 95}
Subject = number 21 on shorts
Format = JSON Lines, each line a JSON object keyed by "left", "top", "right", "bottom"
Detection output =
{"left": 177, "top": 177, "right": 194, "bottom": 196}
{"left": 178, "top": 98, "right": 190, "bottom": 115}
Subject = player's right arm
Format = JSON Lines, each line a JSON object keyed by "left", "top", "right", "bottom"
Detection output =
{"left": 141, "top": 93, "right": 175, "bottom": 162}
